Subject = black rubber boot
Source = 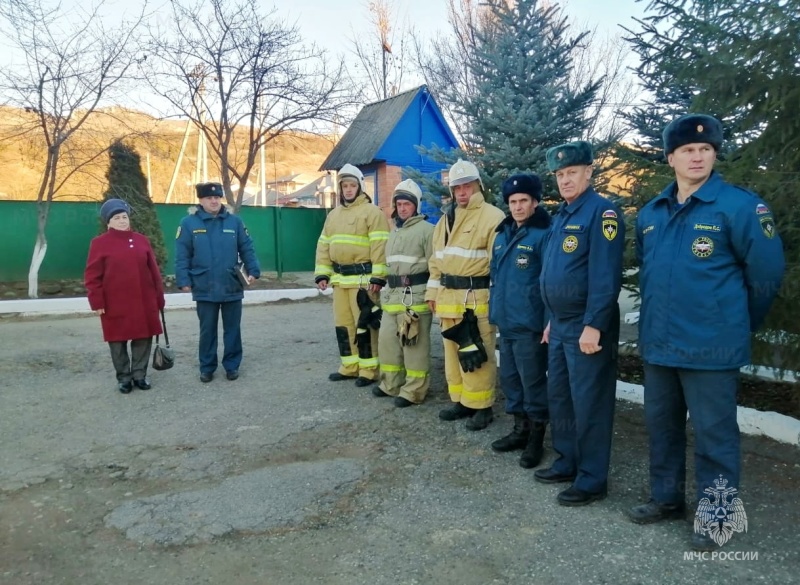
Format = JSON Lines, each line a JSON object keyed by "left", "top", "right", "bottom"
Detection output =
{"left": 491, "top": 414, "right": 531, "bottom": 452}
{"left": 519, "top": 421, "right": 547, "bottom": 468}
{"left": 465, "top": 407, "right": 493, "bottom": 431}
{"left": 439, "top": 403, "right": 475, "bottom": 421}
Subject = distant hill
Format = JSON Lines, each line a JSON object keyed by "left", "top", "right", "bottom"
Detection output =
{"left": 0, "top": 106, "right": 335, "bottom": 204}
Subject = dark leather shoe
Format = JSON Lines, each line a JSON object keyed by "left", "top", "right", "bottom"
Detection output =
{"left": 117, "top": 381, "right": 133, "bottom": 394}
{"left": 200, "top": 372, "right": 214, "bottom": 383}
{"left": 534, "top": 467, "right": 576, "bottom": 484}
{"left": 439, "top": 403, "right": 475, "bottom": 421}
{"left": 394, "top": 396, "right": 415, "bottom": 408}
{"left": 329, "top": 372, "right": 358, "bottom": 382}
{"left": 355, "top": 377, "right": 375, "bottom": 387}
{"left": 627, "top": 500, "right": 686, "bottom": 524}
{"left": 465, "top": 407, "right": 493, "bottom": 431}
{"left": 372, "top": 386, "right": 390, "bottom": 397}
{"left": 691, "top": 532, "right": 717, "bottom": 552}
{"left": 226, "top": 370, "right": 239, "bottom": 381}
{"left": 557, "top": 486, "right": 607, "bottom": 507}
{"left": 133, "top": 378, "right": 151, "bottom": 390}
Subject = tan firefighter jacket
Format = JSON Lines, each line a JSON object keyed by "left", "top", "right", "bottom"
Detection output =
{"left": 315, "top": 194, "right": 390, "bottom": 288}
{"left": 380, "top": 214, "right": 435, "bottom": 315}
{"left": 425, "top": 191, "right": 505, "bottom": 319}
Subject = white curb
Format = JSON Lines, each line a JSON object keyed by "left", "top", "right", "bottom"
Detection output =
{"left": 0, "top": 288, "right": 332, "bottom": 317}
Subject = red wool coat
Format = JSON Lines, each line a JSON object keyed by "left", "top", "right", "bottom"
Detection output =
{"left": 84, "top": 229, "right": 165, "bottom": 342}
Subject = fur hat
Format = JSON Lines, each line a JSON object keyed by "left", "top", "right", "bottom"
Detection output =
{"left": 196, "top": 182, "right": 224, "bottom": 198}
{"left": 99, "top": 198, "right": 130, "bottom": 224}
{"left": 546, "top": 141, "right": 593, "bottom": 172}
{"left": 501, "top": 173, "right": 542, "bottom": 203}
{"left": 663, "top": 114, "right": 723, "bottom": 154}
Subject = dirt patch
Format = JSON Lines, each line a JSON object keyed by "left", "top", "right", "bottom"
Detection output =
{"left": 618, "top": 354, "right": 800, "bottom": 420}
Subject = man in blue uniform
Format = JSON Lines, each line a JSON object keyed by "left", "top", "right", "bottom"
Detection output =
{"left": 536, "top": 141, "right": 625, "bottom": 506}
{"left": 489, "top": 174, "right": 551, "bottom": 469}
{"left": 175, "top": 182, "right": 261, "bottom": 383}
{"left": 627, "top": 114, "right": 785, "bottom": 551}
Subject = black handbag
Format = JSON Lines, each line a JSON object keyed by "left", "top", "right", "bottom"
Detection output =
{"left": 152, "top": 309, "right": 175, "bottom": 371}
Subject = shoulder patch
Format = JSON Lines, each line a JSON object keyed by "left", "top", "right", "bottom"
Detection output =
{"left": 602, "top": 209, "right": 618, "bottom": 219}
{"left": 175, "top": 226, "right": 181, "bottom": 239}
{"left": 760, "top": 217, "right": 776, "bottom": 239}
{"left": 642, "top": 225, "right": 655, "bottom": 236}
{"left": 602, "top": 219, "right": 618, "bottom": 241}
{"left": 756, "top": 203, "right": 770, "bottom": 215}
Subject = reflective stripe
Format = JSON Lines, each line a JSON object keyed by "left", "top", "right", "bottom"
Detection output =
{"left": 387, "top": 254, "right": 426, "bottom": 264}
{"left": 437, "top": 303, "right": 489, "bottom": 315}
{"left": 382, "top": 303, "right": 430, "bottom": 314}
{"left": 317, "top": 235, "right": 330, "bottom": 244}
{"left": 406, "top": 369, "right": 427, "bottom": 378}
{"left": 331, "top": 274, "right": 372, "bottom": 286}
{"left": 369, "top": 230, "right": 389, "bottom": 241}
{"left": 381, "top": 364, "right": 404, "bottom": 372}
{"left": 314, "top": 264, "right": 333, "bottom": 276}
{"left": 372, "top": 263, "right": 388, "bottom": 276}
{"left": 359, "top": 357, "right": 379, "bottom": 368}
{"left": 448, "top": 383, "right": 464, "bottom": 396}
{"left": 459, "top": 345, "right": 479, "bottom": 352}
{"left": 439, "top": 246, "right": 488, "bottom": 259}
{"left": 330, "top": 234, "right": 370, "bottom": 246}
{"left": 427, "top": 279, "right": 441, "bottom": 288}
{"left": 461, "top": 388, "right": 493, "bottom": 403}
{"left": 340, "top": 355, "right": 359, "bottom": 365}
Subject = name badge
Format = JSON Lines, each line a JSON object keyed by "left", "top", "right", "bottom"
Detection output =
{"left": 562, "top": 224, "right": 585, "bottom": 233}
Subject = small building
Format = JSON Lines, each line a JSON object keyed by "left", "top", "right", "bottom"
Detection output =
{"left": 319, "top": 85, "right": 459, "bottom": 217}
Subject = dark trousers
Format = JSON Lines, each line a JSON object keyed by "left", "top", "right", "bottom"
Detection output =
{"left": 643, "top": 363, "right": 740, "bottom": 505}
{"left": 499, "top": 333, "right": 549, "bottom": 422}
{"left": 109, "top": 338, "right": 153, "bottom": 382}
{"left": 547, "top": 316, "right": 618, "bottom": 494}
{"left": 196, "top": 300, "right": 243, "bottom": 374}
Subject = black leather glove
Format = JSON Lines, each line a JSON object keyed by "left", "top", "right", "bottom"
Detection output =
{"left": 441, "top": 309, "right": 488, "bottom": 372}
{"left": 356, "top": 288, "right": 382, "bottom": 330}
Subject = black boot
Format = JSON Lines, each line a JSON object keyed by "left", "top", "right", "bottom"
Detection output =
{"left": 465, "top": 407, "right": 493, "bottom": 431}
{"left": 519, "top": 421, "right": 547, "bottom": 469}
{"left": 491, "top": 414, "right": 530, "bottom": 452}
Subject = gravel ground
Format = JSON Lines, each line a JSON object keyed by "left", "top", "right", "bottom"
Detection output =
{"left": 1, "top": 297, "right": 798, "bottom": 585}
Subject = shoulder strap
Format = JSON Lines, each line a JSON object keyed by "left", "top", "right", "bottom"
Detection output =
{"left": 159, "top": 309, "right": 170, "bottom": 346}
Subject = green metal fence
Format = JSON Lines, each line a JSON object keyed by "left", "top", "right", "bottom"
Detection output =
{"left": 0, "top": 201, "right": 327, "bottom": 281}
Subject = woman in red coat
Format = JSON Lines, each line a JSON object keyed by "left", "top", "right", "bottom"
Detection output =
{"left": 84, "top": 199, "right": 166, "bottom": 394}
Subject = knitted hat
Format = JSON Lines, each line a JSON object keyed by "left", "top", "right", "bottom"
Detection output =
{"left": 196, "top": 182, "right": 224, "bottom": 198}
{"left": 663, "top": 114, "right": 723, "bottom": 154}
{"left": 546, "top": 141, "right": 593, "bottom": 172}
{"left": 501, "top": 173, "right": 542, "bottom": 203}
{"left": 99, "top": 198, "right": 130, "bottom": 224}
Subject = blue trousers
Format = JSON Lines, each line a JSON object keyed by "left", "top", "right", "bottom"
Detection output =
{"left": 547, "top": 318, "right": 618, "bottom": 494}
{"left": 643, "top": 363, "right": 740, "bottom": 505}
{"left": 196, "top": 300, "right": 243, "bottom": 374}
{"left": 499, "top": 333, "right": 548, "bottom": 422}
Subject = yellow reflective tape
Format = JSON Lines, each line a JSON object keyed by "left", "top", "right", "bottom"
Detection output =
{"left": 369, "top": 231, "right": 389, "bottom": 241}
{"left": 332, "top": 275, "right": 371, "bottom": 286}
{"left": 382, "top": 303, "right": 430, "bottom": 314}
{"left": 317, "top": 235, "right": 330, "bottom": 243}
{"left": 380, "top": 364, "right": 404, "bottom": 372}
{"left": 436, "top": 304, "right": 489, "bottom": 315}
{"left": 330, "top": 234, "right": 370, "bottom": 244}
{"left": 359, "top": 357, "right": 379, "bottom": 368}
{"left": 314, "top": 264, "right": 333, "bottom": 276}
{"left": 448, "top": 383, "right": 463, "bottom": 395}
{"left": 459, "top": 345, "right": 479, "bottom": 352}
{"left": 371, "top": 264, "right": 388, "bottom": 276}
{"left": 340, "top": 355, "right": 359, "bottom": 365}
{"left": 461, "top": 389, "right": 494, "bottom": 402}
{"left": 406, "top": 369, "right": 427, "bottom": 378}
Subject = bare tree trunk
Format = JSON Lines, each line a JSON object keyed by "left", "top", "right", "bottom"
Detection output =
{"left": 28, "top": 210, "right": 48, "bottom": 298}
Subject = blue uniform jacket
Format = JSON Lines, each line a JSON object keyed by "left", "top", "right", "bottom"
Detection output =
{"left": 489, "top": 206, "right": 551, "bottom": 337}
{"left": 541, "top": 187, "right": 625, "bottom": 333}
{"left": 636, "top": 172, "right": 785, "bottom": 369}
{"left": 175, "top": 206, "right": 261, "bottom": 303}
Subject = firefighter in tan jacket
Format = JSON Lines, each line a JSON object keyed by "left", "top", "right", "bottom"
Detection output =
{"left": 426, "top": 159, "right": 505, "bottom": 430}
{"left": 315, "top": 164, "right": 390, "bottom": 386}
{"left": 372, "top": 180, "right": 435, "bottom": 407}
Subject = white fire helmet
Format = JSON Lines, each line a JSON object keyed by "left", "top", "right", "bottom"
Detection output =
{"left": 338, "top": 163, "right": 365, "bottom": 196}
{"left": 392, "top": 179, "right": 422, "bottom": 210}
{"left": 448, "top": 158, "right": 484, "bottom": 196}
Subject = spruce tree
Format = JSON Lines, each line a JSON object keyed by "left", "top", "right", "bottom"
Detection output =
{"left": 408, "top": 0, "right": 600, "bottom": 207}
{"left": 622, "top": 0, "right": 800, "bottom": 369}
{"left": 100, "top": 140, "right": 168, "bottom": 272}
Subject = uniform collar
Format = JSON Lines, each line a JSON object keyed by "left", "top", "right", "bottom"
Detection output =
{"left": 397, "top": 214, "right": 424, "bottom": 229}
{"left": 195, "top": 205, "right": 229, "bottom": 220}
{"left": 341, "top": 193, "right": 369, "bottom": 208}
{"left": 457, "top": 190, "right": 485, "bottom": 211}
{"left": 559, "top": 186, "right": 595, "bottom": 215}
{"left": 653, "top": 171, "right": 723, "bottom": 206}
